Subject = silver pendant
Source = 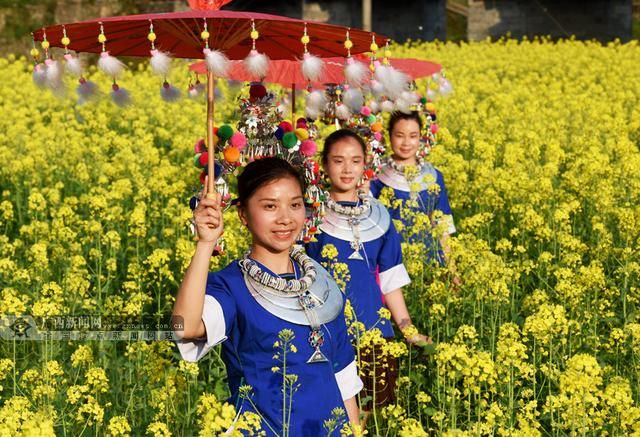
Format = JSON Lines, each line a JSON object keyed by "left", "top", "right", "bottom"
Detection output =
{"left": 307, "top": 329, "right": 329, "bottom": 364}
{"left": 349, "top": 241, "right": 364, "bottom": 260}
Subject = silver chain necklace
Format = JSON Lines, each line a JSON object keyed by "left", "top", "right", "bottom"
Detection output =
{"left": 325, "top": 191, "right": 370, "bottom": 260}
{"left": 238, "top": 246, "right": 317, "bottom": 294}
{"left": 387, "top": 156, "right": 426, "bottom": 176}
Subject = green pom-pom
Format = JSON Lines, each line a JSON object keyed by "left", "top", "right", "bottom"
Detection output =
{"left": 366, "top": 114, "right": 377, "bottom": 124}
{"left": 194, "top": 153, "right": 202, "bottom": 167}
{"left": 282, "top": 132, "right": 298, "bottom": 149}
{"left": 420, "top": 97, "right": 428, "bottom": 104}
{"left": 217, "top": 124, "right": 234, "bottom": 141}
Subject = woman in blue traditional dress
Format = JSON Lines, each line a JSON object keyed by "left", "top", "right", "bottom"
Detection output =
{"left": 369, "top": 111, "right": 456, "bottom": 266}
{"left": 306, "top": 129, "right": 428, "bottom": 411}
{"left": 173, "top": 158, "right": 362, "bottom": 436}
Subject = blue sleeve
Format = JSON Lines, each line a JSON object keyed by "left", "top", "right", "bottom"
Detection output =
{"left": 435, "top": 170, "right": 453, "bottom": 216}
{"left": 378, "top": 219, "right": 404, "bottom": 273}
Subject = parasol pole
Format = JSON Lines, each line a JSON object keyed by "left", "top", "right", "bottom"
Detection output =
{"left": 291, "top": 83, "right": 296, "bottom": 120}
{"left": 206, "top": 71, "right": 216, "bottom": 199}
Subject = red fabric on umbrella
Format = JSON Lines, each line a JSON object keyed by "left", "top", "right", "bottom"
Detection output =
{"left": 189, "top": 57, "right": 346, "bottom": 87}
{"left": 385, "top": 58, "right": 441, "bottom": 79}
{"left": 31, "top": 10, "right": 388, "bottom": 60}
{"left": 353, "top": 54, "right": 442, "bottom": 79}
{"left": 188, "top": 56, "right": 442, "bottom": 87}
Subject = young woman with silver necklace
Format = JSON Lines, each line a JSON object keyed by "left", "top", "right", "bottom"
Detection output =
{"left": 306, "top": 129, "right": 429, "bottom": 415}
{"left": 370, "top": 110, "right": 457, "bottom": 268}
{"left": 173, "top": 158, "right": 362, "bottom": 436}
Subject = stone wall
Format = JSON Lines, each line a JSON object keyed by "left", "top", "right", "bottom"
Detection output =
{"left": 468, "top": 0, "right": 633, "bottom": 42}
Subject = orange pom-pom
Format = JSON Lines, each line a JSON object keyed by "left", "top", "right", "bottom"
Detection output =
{"left": 223, "top": 146, "right": 240, "bottom": 163}
{"left": 371, "top": 122, "right": 383, "bottom": 132}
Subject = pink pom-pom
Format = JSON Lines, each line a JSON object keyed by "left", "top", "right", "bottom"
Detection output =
{"left": 300, "top": 140, "right": 317, "bottom": 157}
{"left": 431, "top": 123, "right": 439, "bottom": 134}
{"left": 230, "top": 132, "right": 247, "bottom": 150}
{"left": 194, "top": 138, "right": 206, "bottom": 153}
{"left": 374, "top": 132, "right": 382, "bottom": 141}
{"left": 360, "top": 106, "right": 371, "bottom": 116}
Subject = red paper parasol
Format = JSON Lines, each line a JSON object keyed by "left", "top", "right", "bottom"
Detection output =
{"left": 31, "top": 10, "right": 386, "bottom": 60}
{"left": 31, "top": 10, "right": 389, "bottom": 196}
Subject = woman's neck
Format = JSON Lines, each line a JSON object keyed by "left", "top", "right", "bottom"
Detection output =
{"left": 330, "top": 189, "right": 358, "bottom": 203}
{"left": 392, "top": 154, "right": 417, "bottom": 166}
{"left": 249, "top": 245, "right": 293, "bottom": 274}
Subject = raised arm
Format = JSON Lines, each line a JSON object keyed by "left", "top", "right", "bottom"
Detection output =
{"left": 172, "top": 179, "right": 223, "bottom": 339}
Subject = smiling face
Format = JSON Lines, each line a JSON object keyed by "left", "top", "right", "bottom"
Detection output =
{"left": 324, "top": 136, "right": 366, "bottom": 198}
{"left": 238, "top": 176, "right": 306, "bottom": 256}
{"left": 390, "top": 118, "right": 421, "bottom": 165}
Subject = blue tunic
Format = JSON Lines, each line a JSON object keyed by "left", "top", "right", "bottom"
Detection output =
{"left": 306, "top": 200, "right": 410, "bottom": 339}
{"left": 370, "top": 163, "right": 455, "bottom": 265}
{"left": 178, "top": 260, "right": 358, "bottom": 436}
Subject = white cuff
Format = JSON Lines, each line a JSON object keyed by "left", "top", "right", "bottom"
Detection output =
{"left": 379, "top": 264, "right": 411, "bottom": 294}
{"left": 175, "top": 295, "right": 227, "bottom": 362}
{"left": 334, "top": 360, "right": 363, "bottom": 401}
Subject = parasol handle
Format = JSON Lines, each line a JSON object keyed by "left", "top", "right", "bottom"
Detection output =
{"left": 206, "top": 71, "right": 216, "bottom": 199}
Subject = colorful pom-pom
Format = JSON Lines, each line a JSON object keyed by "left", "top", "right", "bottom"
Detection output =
{"left": 223, "top": 146, "right": 240, "bottom": 163}
{"left": 360, "top": 106, "right": 372, "bottom": 116}
{"left": 282, "top": 132, "right": 298, "bottom": 149}
{"left": 374, "top": 132, "right": 383, "bottom": 141}
{"left": 194, "top": 138, "right": 206, "bottom": 153}
{"left": 194, "top": 153, "right": 202, "bottom": 167}
{"left": 300, "top": 140, "right": 317, "bottom": 157}
{"left": 274, "top": 127, "right": 285, "bottom": 140}
{"left": 294, "top": 128, "right": 309, "bottom": 141}
{"left": 189, "top": 196, "right": 198, "bottom": 210}
{"left": 371, "top": 122, "right": 383, "bottom": 132}
{"left": 249, "top": 83, "right": 267, "bottom": 100}
{"left": 230, "top": 132, "right": 247, "bottom": 150}
{"left": 431, "top": 123, "right": 439, "bottom": 134}
{"left": 366, "top": 114, "right": 377, "bottom": 124}
{"left": 425, "top": 102, "right": 436, "bottom": 113}
{"left": 217, "top": 124, "right": 234, "bottom": 141}
{"left": 198, "top": 152, "right": 208, "bottom": 167}
{"left": 364, "top": 168, "right": 375, "bottom": 180}
{"left": 278, "top": 121, "right": 294, "bottom": 132}
{"left": 296, "top": 118, "right": 308, "bottom": 129}
{"left": 199, "top": 170, "right": 207, "bottom": 185}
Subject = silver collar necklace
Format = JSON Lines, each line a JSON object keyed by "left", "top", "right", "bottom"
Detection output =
{"left": 325, "top": 191, "right": 370, "bottom": 260}
{"left": 239, "top": 246, "right": 341, "bottom": 363}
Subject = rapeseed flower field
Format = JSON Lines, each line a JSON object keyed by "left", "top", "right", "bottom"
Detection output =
{"left": 1, "top": 37, "right": 640, "bottom": 435}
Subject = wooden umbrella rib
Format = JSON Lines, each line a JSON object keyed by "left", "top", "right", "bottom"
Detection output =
{"left": 157, "top": 18, "right": 203, "bottom": 58}
{"left": 215, "top": 18, "right": 250, "bottom": 52}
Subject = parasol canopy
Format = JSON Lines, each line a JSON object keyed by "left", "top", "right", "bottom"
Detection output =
{"left": 31, "top": 10, "right": 389, "bottom": 60}
{"left": 190, "top": 57, "right": 347, "bottom": 88}
{"left": 189, "top": 56, "right": 442, "bottom": 87}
